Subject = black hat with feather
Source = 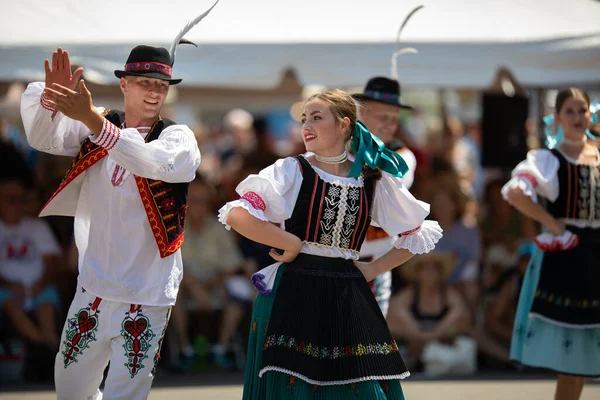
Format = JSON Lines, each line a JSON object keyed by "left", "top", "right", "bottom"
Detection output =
{"left": 114, "top": 0, "right": 219, "bottom": 85}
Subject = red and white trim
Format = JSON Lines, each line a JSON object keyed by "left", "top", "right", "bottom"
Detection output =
{"left": 124, "top": 62, "right": 173, "bottom": 77}
{"left": 400, "top": 225, "right": 421, "bottom": 236}
{"left": 516, "top": 172, "right": 538, "bottom": 189}
{"left": 241, "top": 191, "right": 267, "bottom": 211}
{"left": 96, "top": 118, "right": 121, "bottom": 151}
{"left": 40, "top": 92, "right": 55, "bottom": 112}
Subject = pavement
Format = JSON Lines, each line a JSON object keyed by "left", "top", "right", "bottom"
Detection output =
{"left": 1, "top": 373, "right": 599, "bottom": 400}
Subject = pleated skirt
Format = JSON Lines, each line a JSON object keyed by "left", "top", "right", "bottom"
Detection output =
{"left": 243, "top": 254, "right": 407, "bottom": 399}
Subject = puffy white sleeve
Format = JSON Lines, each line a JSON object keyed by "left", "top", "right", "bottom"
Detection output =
{"left": 501, "top": 149, "right": 560, "bottom": 203}
{"left": 218, "top": 157, "right": 303, "bottom": 229}
{"left": 371, "top": 173, "right": 443, "bottom": 254}
{"left": 20, "top": 82, "right": 99, "bottom": 157}
{"left": 89, "top": 119, "right": 200, "bottom": 183}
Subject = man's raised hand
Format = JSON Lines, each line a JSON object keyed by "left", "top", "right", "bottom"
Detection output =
{"left": 45, "top": 48, "right": 83, "bottom": 89}
{"left": 45, "top": 48, "right": 83, "bottom": 119}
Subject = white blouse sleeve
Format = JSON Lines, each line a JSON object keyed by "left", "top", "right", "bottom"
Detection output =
{"left": 218, "top": 157, "right": 303, "bottom": 229}
{"left": 501, "top": 149, "right": 559, "bottom": 203}
{"left": 371, "top": 173, "right": 443, "bottom": 254}
{"left": 20, "top": 82, "right": 100, "bottom": 157}
{"left": 89, "top": 120, "right": 201, "bottom": 183}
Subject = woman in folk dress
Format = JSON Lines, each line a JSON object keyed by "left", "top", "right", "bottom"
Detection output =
{"left": 219, "top": 89, "right": 442, "bottom": 399}
{"left": 503, "top": 88, "right": 600, "bottom": 400}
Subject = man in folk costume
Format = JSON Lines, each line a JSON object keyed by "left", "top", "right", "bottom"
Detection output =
{"left": 19, "top": 3, "right": 217, "bottom": 398}
{"left": 352, "top": 77, "right": 417, "bottom": 317}
{"left": 351, "top": 6, "right": 423, "bottom": 317}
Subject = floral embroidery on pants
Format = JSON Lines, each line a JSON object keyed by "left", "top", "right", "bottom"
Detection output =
{"left": 121, "top": 306, "right": 156, "bottom": 378}
{"left": 62, "top": 298, "right": 101, "bottom": 368}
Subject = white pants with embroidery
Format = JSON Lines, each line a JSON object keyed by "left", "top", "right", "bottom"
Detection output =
{"left": 55, "top": 284, "right": 171, "bottom": 400}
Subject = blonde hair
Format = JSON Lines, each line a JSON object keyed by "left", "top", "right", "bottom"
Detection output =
{"left": 304, "top": 89, "right": 383, "bottom": 180}
{"left": 305, "top": 89, "right": 357, "bottom": 141}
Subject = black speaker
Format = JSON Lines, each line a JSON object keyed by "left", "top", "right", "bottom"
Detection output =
{"left": 481, "top": 93, "right": 529, "bottom": 169}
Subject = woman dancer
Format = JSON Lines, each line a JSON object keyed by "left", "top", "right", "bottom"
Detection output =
{"left": 503, "top": 88, "right": 600, "bottom": 400}
{"left": 219, "top": 89, "right": 442, "bottom": 399}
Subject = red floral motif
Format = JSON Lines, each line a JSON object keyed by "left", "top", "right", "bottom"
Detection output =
{"left": 241, "top": 191, "right": 266, "bottom": 211}
{"left": 516, "top": 172, "right": 538, "bottom": 189}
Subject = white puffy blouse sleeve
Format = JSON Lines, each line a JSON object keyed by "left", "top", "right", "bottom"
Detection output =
{"left": 218, "top": 157, "right": 303, "bottom": 230}
{"left": 501, "top": 149, "right": 559, "bottom": 203}
{"left": 21, "top": 82, "right": 100, "bottom": 157}
{"left": 371, "top": 173, "right": 443, "bottom": 254}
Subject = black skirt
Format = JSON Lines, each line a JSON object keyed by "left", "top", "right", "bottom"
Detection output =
{"left": 531, "top": 226, "right": 600, "bottom": 326}
{"left": 260, "top": 253, "right": 409, "bottom": 385}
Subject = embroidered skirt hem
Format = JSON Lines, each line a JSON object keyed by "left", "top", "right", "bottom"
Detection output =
{"left": 242, "top": 259, "right": 407, "bottom": 400}
{"left": 510, "top": 247, "right": 600, "bottom": 377}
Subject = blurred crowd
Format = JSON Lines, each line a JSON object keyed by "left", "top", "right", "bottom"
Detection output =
{"left": 0, "top": 101, "right": 548, "bottom": 385}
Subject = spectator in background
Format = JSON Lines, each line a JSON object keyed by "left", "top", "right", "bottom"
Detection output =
{"left": 480, "top": 243, "right": 534, "bottom": 364}
{"left": 479, "top": 178, "right": 536, "bottom": 301}
{"left": 387, "top": 252, "right": 472, "bottom": 374}
{"left": 171, "top": 176, "right": 253, "bottom": 369}
{"left": 0, "top": 177, "right": 61, "bottom": 350}
{"left": 426, "top": 175, "right": 482, "bottom": 308}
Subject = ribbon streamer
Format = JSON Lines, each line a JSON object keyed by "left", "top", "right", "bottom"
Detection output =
{"left": 349, "top": 121, "right": 409, "bottom": 178}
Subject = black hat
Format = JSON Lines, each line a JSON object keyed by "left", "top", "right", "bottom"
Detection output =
{"left": 352, "top": 77, "right": 412, "bottom": 110}
{"left": 114, "top": 45, "right": 182, "bottom": 85}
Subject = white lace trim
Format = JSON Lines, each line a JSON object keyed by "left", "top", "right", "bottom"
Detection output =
{"left": 301, "top": 242, "right": 360, "bottom": 260}
{"left": 561, "top": 219, "right": 600, "bottom": 228}
{"left": 217, "top": 199, "right": 269, "bottom": 230}
{"left": 529, "top": 313, "right": 600, "bottom": 329}
{"left": 501, "top": 176, "right": 538, "bottom": 203}
{"left": 393, "top": 220, "right": 443, "bottom": 254}
{"left": 258, "top": 366, "right": 410, "bottom": 385}
{"left": 556, "top": 147, "right": 600, "bottom": 167}
{"left": 311, "top": 164, "right": 365, "bottom": 188}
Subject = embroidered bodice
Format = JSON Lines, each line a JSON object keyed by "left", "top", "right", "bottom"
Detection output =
{"left": 284, "top": 156, "right": 375, "bottom": 254}
{"left": 546, "top": 149, "right": 600, "bottom": 221}
{"left": 219, "top": 156, "right": 442, "bottom": 260}
{"left": 502, "top": 148, "right": 600, "bottom": 227}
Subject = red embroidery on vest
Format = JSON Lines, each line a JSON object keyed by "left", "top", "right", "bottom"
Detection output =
{"left": 40, "top": 110, "right": 187, "bottom": 258}
{"left": 135, "top": 177, "right": 185, "bottom": 258}
{"left": 39, "top": 142, "right": 108, "bottom": 214}
{"left": 241, "top": 191, "right": 266, "bottom": 211}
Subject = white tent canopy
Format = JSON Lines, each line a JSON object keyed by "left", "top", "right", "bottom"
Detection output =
{"left": 1, "top": 0, "right": 599, "bottom": 88}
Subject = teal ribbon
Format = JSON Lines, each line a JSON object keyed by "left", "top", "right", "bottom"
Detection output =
{"left": 544, "top": 100, "right": 599, "bottom": 149}
{"left": 349, "top": 120, "right": 409, "bottom": 178}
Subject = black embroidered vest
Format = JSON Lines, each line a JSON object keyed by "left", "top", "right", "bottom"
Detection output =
{"left": 284, "top": 156, "right": 376, "bottom": 253}
{"left": 546, "top": 149, "right": 600, "bottom": 221}
{"left": 40, "top": 110, "right": 189, "bottom": 258}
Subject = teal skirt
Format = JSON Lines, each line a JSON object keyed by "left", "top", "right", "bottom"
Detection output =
{"left": 510, "top": 247, "right": 600, "bottom": 377}
{"left": 243, "top": 264, "right": 406, "bottom": 399}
